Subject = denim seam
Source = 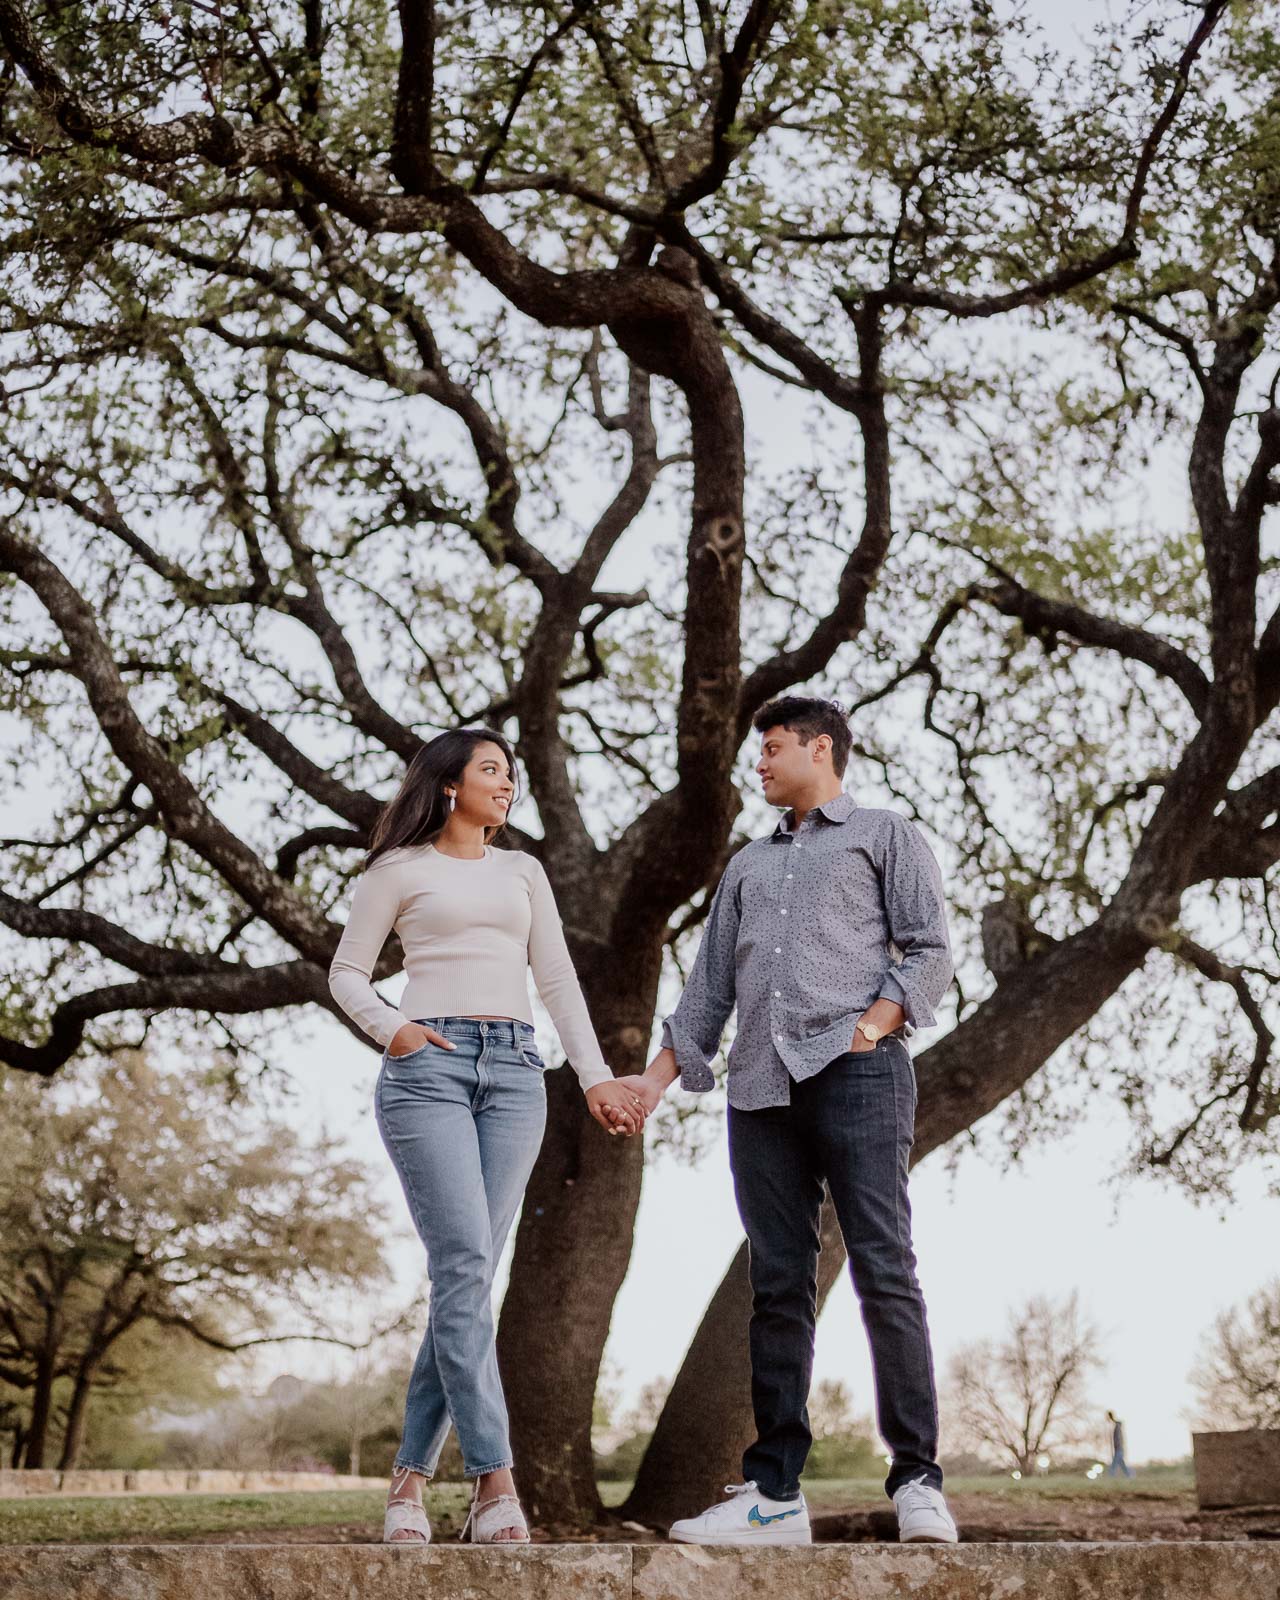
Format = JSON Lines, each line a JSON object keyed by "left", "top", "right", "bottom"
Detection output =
{"left": 892, "top": 1065, "right": 909, "bottom": 1257}
{"left": 378, "top": 1084, "right": 483, "bottom": 1470}
{"left": 891, "top": 1061, "right": 940, "bottom": 1455}
{"left": 392, "top": 1457, "right": 436, "bottom": 1479}
{"left": 464, "top": 1458, "right": 514, "bottom": 1478}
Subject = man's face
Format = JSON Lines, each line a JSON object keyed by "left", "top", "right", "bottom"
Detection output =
{"left": 756, "top": 724, "right": 830, "bottom": 807}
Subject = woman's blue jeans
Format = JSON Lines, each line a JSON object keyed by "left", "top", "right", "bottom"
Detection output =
{"left": 374, "top": 1017, "right": 547, "bottom": 1479}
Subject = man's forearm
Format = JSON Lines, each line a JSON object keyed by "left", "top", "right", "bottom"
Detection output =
{"left": 644, "top": 1045, "right": 680, "bottom": 1091}
{"left": 856, "top": 998, "right": 906, "bottom": 1040}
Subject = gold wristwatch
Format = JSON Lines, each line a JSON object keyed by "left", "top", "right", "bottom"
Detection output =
{"left": 854, "top": 1019, "right": 883, "bottom": 1045}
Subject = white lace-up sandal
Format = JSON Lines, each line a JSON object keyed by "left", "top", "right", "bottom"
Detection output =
{"left": 460, "top": 1489, "right": 530, "bottom": 1544}
{"left": 383, "top": 1497, "right": 431, "bottom": 1543}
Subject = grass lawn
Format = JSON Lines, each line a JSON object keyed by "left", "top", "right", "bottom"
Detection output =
{"left": 1, "top": 1470, "right": 1193, "bottom": 1545}
{"left": 0, "top": 1487, "right": 458, "bottom": 1545}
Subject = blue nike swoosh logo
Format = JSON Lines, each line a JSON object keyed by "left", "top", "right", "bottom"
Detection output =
{"left": 747, "top": 1504, "right": 803, "bottom": 1526}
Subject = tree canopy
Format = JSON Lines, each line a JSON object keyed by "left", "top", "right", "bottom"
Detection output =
{"left": 1190, "top": 1276, "right": 1280, "bottom": 1430}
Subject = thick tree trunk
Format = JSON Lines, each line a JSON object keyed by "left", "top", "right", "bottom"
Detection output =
{"left": 57, "top": 1363, "right": 95, "bottom": 1471}
{"left": 622, "top": 1194, "right": 847, "bottom": 1528}
{"left": 499, "top": 253, "right": 746, "bottom": 1529}
{"left": 497, "top": 942, "right": 662, "bottom": 1528}
{"left": 23, "top": 1350, "right": 56, "bottom": 1470}
{"left": 624, "top": 919, "right": 1150, "bottom": 1526}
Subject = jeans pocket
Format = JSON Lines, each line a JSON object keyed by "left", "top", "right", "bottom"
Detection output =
{"left": 843, "top": 1043, "right": 893, "bottom": 1074}
{"left": 383, "top": 1040, "right": 436, "bottom": 1075}
{"left": 519, "top": 1046, "right": 547, "bottom": 1071}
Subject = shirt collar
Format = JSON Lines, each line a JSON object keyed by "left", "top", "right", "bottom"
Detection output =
{"left": 773, "top": 791, "right": 857, "bottom": 836}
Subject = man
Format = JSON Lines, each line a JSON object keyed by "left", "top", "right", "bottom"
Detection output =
{"left": 1106, "top": 1411, "right": 1134, "bottom": 1479}
{"left": 622, "top": 696, "right": 958, "bottom": 1545}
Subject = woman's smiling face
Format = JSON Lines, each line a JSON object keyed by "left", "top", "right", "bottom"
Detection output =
{"left": 454, "top": 741, "right": 516, "bottom": 827}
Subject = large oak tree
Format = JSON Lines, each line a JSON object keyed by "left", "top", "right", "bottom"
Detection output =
{"left": 1, "top": 0, "right": 1276, "bottom": 1525}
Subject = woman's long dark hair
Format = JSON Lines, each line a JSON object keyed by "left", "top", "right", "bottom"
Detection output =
{"left": 366, "top": 727, "right": 519, "bottom": 869}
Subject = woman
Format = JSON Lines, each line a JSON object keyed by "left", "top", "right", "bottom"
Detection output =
{"left": 328, "top": 727, "right": 644, "bottom": 1545}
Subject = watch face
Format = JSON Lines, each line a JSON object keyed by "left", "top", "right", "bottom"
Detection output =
{"left": 860, "top": 1023, "right": 881, "bottom": 1042}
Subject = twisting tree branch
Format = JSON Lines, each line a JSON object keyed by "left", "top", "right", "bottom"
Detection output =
{"left": 973, "top": 577, "right": 1211, "bottom": 715}
{"left": 1172, "top": 934, "right": 1277, "bottom": 1132}
{"left": 0, "top": 526, "right": 337, "bottom": 962}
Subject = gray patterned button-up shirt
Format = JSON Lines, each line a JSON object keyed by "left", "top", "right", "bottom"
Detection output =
{"left": 661, "top": 792, "right": 953, "bottom": 1110}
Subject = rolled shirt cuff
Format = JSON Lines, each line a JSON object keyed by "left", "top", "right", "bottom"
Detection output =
{"left": 878, "top": 970, "right": 935, "bottom": 1032}
{"left": 660, "top": 1017, "right": 716, "bottom": 1093}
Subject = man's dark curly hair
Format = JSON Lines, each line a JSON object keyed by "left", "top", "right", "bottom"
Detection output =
{"left": 751, "top": 695, "right": 852, "bottom": 779}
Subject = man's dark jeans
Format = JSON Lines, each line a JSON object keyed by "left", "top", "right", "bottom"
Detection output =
{"left": 728, "top": 1037, "right": 942, "bottom": 1501}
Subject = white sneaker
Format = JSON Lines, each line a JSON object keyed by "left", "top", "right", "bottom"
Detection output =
{"left": 893, "top": 1475, "right": 958, "bottom": 1543}
{"left": 669, "top": 1481, "right": 811, "bottom": 1545}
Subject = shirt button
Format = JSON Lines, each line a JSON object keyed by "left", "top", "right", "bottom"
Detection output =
{"left": 786, "top": 873, "right": 793, "bottom": 880}
{"left": 780, "top": 908, "right": 787, "bottom": 915}
{"left": 774, "top": 947, "right": 781, "bottom": 954}
{"left": 774, "top": 990, "right": 781, "bottom": 997}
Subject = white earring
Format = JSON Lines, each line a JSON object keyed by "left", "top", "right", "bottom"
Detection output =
{"left": 447, "top": 791, "right": 456, "bottom": 813}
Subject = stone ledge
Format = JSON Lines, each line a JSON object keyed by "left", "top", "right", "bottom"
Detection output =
{"left": 0, "top": 1545, "right": 626, "bottom": 1600}
{"left": 3, "top": 1541, "right": 1280, "bottom": 1600}
{"left": 636, "top": 1543, "right": 1280, "bottom": 1597}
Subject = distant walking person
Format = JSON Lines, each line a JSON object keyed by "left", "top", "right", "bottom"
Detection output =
{"left": 1106, "top": 1411, "right": 1135, "bottom": 1479}
{"left": 619, "top": 696, "right": 959, "bottom": 1545}
{"left": 329, "top": 727, "right": 645, "bottom": 1546}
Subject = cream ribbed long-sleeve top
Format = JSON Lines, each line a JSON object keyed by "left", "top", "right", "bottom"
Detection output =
{"left": 327, "top": 843, "right": 612, "bottom": 1091}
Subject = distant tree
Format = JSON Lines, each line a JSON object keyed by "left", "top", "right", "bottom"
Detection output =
{"left": 809, "top": 1378, "right": 860, "bottom": 1441}
{"left": 624, "top": 1376, "right": 674, "bottom": 1436}
{"left": 804, "top": 1377, "right": 882, "bottom": 1479}
{"left": 945, "top": 1292, "right": 1103, "bottom": 1475}
{"left": 0, "top": 1054, "right": 389, "bottom": 1469}
{"left": 324, "top": 1332, "right": 422, "bottom": 1477}
{"left": 0, "top": 1377, "right": 26, "bottom": 1469}
{"left": 592, "top": 1360, "right": 624, "bottom": 1441}
{"left": 65, "top": 1317, "right": 229, "bottom": 1470}
{"left": 1189, "top": 1279, "right": 1280, "bottom": 1430}
{"left": 231, "top": 1362, "right": 409, "bottom": 1473}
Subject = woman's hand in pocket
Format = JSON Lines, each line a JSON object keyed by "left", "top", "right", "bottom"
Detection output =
{"left": 387, "top": 1022, "right": 455, "bottom": 1058}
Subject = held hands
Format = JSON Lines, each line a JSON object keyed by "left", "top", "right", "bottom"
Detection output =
{"left": 613, "top": 1074, "right": 664, "bottom": 1116}
{"left": 387, "top": 1022, "right": 455, "bottom": 1057}
{"left": 605, "top": 1050, "right": 676, "bottom": 1124}
{"left": 585, "top": 1080, "right": 648, "bottom": 1138}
